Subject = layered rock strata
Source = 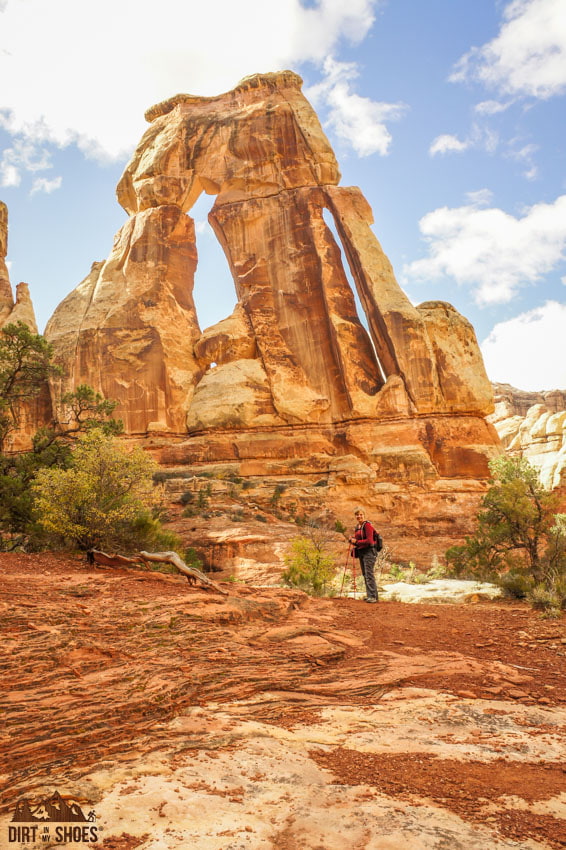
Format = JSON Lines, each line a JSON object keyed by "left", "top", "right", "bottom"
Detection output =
{"left": 489, "top": 383, "right": 566, "bottom": 491}
{"left": 43, "top": 72, "right": 501, "bottom": 543}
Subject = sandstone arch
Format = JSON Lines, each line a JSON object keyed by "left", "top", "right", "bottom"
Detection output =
{"left": 44, "top": 71, "right": 497, "bottom": 479}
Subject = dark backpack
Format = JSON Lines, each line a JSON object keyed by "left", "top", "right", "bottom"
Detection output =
{"left": 363, "top": 521, "right": 383, "bottom": 553}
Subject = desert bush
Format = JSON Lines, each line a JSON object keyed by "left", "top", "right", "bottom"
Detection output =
{"left": 282, "top": 526, "right": 337, "bottom": 596}
{"left": 446, "top": 457, "right": 566, "bottom": 613}
{"left": 32, "top": 430, "right": 161, "bottom": 552}
{"left": 528, "top": 584, "right": 563, "bottom": 618}
{"left": 0, "top": 324, "right": 122, "bottom": 550}
{"left": 497, "top": 570, "right": 533, "bottom": 599}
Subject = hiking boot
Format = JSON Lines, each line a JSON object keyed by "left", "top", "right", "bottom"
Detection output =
{"left": 364, "top": 597, "right": 377, "bottom": 603}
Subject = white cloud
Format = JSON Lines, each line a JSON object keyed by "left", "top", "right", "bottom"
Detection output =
{"left": 306, "top": 57, "right": 407, "bottom": 156}
{"left": 506, "top": 141, "right": 539, "bottom": 179}
{"left": 451, "top": 0, "right": 566, "bottom": 99}
{"left": 465, "top": 189, "right": 493, "bottom": 207}
{"left": 30, "top": 176, "right": 62, "bottom": 195}
{"left": 0, "top": 137, "right": 53, "bottom": 187}
{"left": 1, "top": 162, "right": 20, "bottom": 187}
{"left": 474, "top": 99, "right": 513, "bottom": 115}
{"left": 481, "top": 301, "right": 566, "bottom": 390}
{"left": 429, "top": 134, "right": 469, "bottom": 156}
{"left": 429, "top": 123, "right": 499, "bottom": 158}
{"left": 0, "top": 0, "right": 380, "bottom": 162}
{"left": 194, "top": 220, "right": 213, "bottom": 236}
{"left": 403, "top": 193, "right": 566, "bottom": 305}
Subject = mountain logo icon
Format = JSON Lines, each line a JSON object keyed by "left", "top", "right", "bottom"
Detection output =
{"left": 11, "top": 791, "right": 91, "bottom": 823}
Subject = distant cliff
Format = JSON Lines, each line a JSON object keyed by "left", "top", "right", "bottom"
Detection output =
{"left": 489, "top": 383, "right": 566, "bottom": 490}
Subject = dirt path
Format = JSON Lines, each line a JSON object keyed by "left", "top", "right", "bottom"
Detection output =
{"left": 0, "top": 553, "right": 564, "bottom": 849}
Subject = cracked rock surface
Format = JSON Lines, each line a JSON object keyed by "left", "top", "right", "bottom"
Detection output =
{"left": 1, "top": 553, "right": 565, "bottom": 849}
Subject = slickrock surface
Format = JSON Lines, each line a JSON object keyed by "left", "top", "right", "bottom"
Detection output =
{"left": 41, "top": 72, "right": 501, "bottom": 551}
{"left": 490, "top": 383, "right": 566, "bottom": 491}
{"left": 1, "top": 553, "right": 565, "bottom": 849}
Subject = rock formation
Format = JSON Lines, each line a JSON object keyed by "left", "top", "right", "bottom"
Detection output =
{"left": 0, "top": 202, "right": 47, "bottom": 451}
{"left": 43, "top": 71, "right": 502, "bottom": 548}
{"left": 489, "top": 383, "right": 566, "bottom": 491}
{"left": 0, "top": 203, "right": 37, "bottom": 332}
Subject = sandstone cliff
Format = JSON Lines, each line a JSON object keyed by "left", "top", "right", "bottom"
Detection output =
{"left": 43, "top": 72, "right": 501, "bottom": 553}
{"left": 489, "top": 382, "right": 566, "bottom": 491}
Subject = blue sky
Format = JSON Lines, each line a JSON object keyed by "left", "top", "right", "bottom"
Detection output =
{"left": 1, "top": 0, "right": 565, "bottom": 391}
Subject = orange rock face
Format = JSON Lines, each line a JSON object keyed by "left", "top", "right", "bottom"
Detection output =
{"left": 42, "top": 71, "right": 502, "bottom": 545}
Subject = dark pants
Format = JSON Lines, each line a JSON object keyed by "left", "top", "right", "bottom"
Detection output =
{"left": 359, "top": 548, "right": 378, "bottom": 600}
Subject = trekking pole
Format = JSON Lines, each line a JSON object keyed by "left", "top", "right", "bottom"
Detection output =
{"left": 351, "top": 547, "right": 357, "bottom": 599}
{"left": 339, "top": 544, "right": 351, "bottom": 597}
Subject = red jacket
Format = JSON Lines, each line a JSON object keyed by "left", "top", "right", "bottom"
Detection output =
{"left": 352, "top": 520, "right": 377, "bottom": 551}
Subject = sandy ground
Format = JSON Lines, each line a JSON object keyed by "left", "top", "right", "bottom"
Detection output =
{"left": 0, "top": 552, "right": 565, "bottom": 849}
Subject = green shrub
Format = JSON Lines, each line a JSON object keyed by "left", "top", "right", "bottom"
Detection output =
{"left": 32, "top": 430, "right": 160, "bottom": 552}
{"left": 183, "top": 547, "right": 203, "bottom": 570}
{"left": 528, "top": 584, "right": 562, "bottom": 617}
{"left": 497, "top": 570, "right": 533, "bottom": 599}
{"left": 282, "top": 532, "right": 336, "bottom": 596}
{"left": 446, "top": 458, "right": 566, "bottom": 613}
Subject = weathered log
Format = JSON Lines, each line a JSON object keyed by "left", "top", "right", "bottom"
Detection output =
{"left": 138, "top": 550, "right": 228, "bottom": 595}
{"left": 90, "top": 550, "right": 139, "bottom": 567}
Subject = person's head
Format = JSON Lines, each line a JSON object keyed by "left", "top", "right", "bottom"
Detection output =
{"left": 354, "top": 507, "right": 364, "bottom": 523}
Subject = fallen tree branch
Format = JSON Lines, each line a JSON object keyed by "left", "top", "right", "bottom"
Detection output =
{"left": 89, "top": 550, "right": 138, "bottom": 567}
{"left": 138, "top": 550, "right": 228, "bottom": 595}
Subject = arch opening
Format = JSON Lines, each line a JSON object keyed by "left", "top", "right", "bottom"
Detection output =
{"left": 322, "top": 207, "right": 387, "bottom": 384}
{"left": 190, "top": 193, "right": 238, "bottom": 334}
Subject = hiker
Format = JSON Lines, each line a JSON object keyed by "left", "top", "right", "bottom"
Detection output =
{"left": 349, "top": 507, "right": 379, "bottom": 603}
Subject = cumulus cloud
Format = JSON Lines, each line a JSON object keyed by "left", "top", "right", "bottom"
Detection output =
{"left": 0, "top": 0, "right": 380, "bottom": 162}
{"left": 403, "top": 193, "right": 566, "bottom": 305}
{"left": 451, "top": 0, "right": 566, "bottom": 99}
{"left": 306, "top": 57, "right": 407, "bottom": 156}
{"left": 481, "top": 301, "right": 566, "bottom": 390}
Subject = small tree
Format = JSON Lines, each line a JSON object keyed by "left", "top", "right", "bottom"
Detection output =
{"left": 0, "top": 321, "right": 57, "bottom": 450}
{"left": 282, "top": 526, "right": 337, "bottom": 596}
{"left": 32, "top": 429, "right": 160, "bottom": 552}
{"left": 446, "top": 456, "right": 566, "bottom": 612}
{"left": 0, "top": 322, "right": 124, "bottom": 549}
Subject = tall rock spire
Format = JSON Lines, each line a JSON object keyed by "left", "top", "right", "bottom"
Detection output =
{"left": 0, "top": 202, "right": 38, "bottom": 332}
